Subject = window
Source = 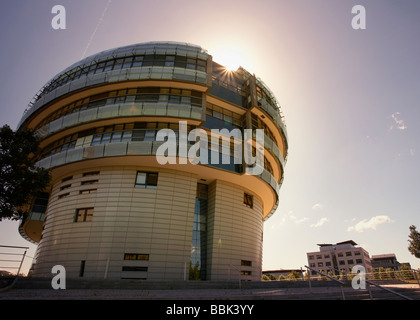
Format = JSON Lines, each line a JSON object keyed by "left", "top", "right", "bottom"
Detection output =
{"left": 122, "top": 266, "right": 148, "bottom": 272}
{"left": 241, "top": 271, "right": 252, "bottom": 276}
{"left": 135, "top": 172, "right": 158, "bottom": 189}
{"left": 347, "top": 260, "right": 354, "bottom": 265}
{"left": 318, "top": 262, "right": 323, "bottom": 267}
{"left": 316, "top": 255, "right": 322, "bottom": 259}
{"left": 58, "top": 193, "right": 70, "bottom": 199}
{"left": 346, "top": 252, "right": 352, "bottom": 257}
{"left": 308, "top": 255, "right": 314, "bottom": 260}
{"left": 356, "top": 259, "right": 363, "bottom": 264}
{"left": 79, "top": 261, "right": 86, "bottom": 277}
{"left": 124, "top": 253, "right": 149, "bottom": 261}
{"left": 62, "top": 176, "right": 73, "bottom": 182}
{"left": 83, "top": 171, "right": 100, "bottom": 177}
{"left": 74, "top": 208, "right": 94, "bottom": 222}
{"left": 79, "top": 189, "right": 97, "bottom": 195}
{"left": 81, "top": 180, "right": 98, "bottom": 186}
{"left": 337, "top": 253, "right": 343, "bottom": 257}
{"left": 241, "top": 260, "right": 252, "bottom": 267}
{"left": 243, "top": 193, "right": 253, "bottom": 208}
{"left": 60, "top": 184, "right": 71, "bottom": 191}
{"left": 339, "top": 260, "right": 345, "bottom": 265}
{"left": 326, "top": 262, "right": 331, "bottom": 266}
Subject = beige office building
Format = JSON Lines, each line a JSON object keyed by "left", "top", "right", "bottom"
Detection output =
{"left": 307, "top": 240, "right": 372, "bottom": 275}
{"left": 18, "top": 42, "right": 288, "bottom": 281}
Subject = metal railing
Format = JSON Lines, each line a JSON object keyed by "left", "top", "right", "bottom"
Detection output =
{"left": 301, "top": 265, "right": 416, "bottom": 300}
{"left": 0, "top": 245, "right": 29, "bottom": 291}
{"left": 365, "top": 279, "right": 413, "bottom": 300}
{"left": 305, "top": 265, "right": 346, "bottom": 300}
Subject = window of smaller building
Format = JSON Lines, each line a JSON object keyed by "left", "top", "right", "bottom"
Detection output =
{"left": 74, "top": 208, "right": 94, "bottom": 222}
{"left": 346, "top": 252, "right": 352, "bottom": 257}
{"left": 326, "top": 262, "right": 331, "bottom": 267}
{"left": 318, "top": 262, "right": 323, "bottom": 267}
{"left": 243, "top": 193, "right": 253, "bottom": 208}
{"left": 135, "top": 172, "right": 158, "bottom": 189}
{"left": 356, "top": 259, "right": 363, "bottom": 264}
{"left": 339, "top": 260, "right": 345, "bottom": 265}
{"left": 241, "top": 271, "right": 252, "bottom": 276}
{"left": 337, "top": 253, "right": 343, "bottom": 257}
{"left": 308, "top": 255, "right": 314, "bottom": 260}
{"left": 347, "top": 260, "right": 354, "bottom": 265}
{"left": 316, "top": 255, "right": 322, "bottom": 259}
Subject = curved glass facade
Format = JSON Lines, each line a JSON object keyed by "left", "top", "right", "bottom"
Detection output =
{"left": 18, "top": 42, "right": 288, "bottom": 281}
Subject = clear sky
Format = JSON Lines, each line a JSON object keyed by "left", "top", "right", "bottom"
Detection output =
{"left": 0, "top": 0, "right": 419, "bottom": 275}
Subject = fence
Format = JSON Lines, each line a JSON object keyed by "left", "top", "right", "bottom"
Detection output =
{"left": 262, "top": 267, "right": 420, "bottom": 287}
{"left": 0, "top": 245, "right": 29, "bottom": 277}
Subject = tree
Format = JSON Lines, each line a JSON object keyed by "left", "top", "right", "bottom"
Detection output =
{"left": 408, "top": 225, "right": 420, "bottom": 259}
{"left": 0, "top": 125, "right": 51, "bottom": 221}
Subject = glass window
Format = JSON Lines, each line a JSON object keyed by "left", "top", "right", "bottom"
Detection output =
{"left": 62, "top": 176, "right": 73, "bottom": 182}
{"left": 79, "top": 189, "right": 97, "bottom": 195}
{"left": 83, "top": 171, "right": 100, "bottom": 177}
{"left": 81, "top": 180, "right": 98, "bottom": 186}
{"left": 243, "top": 193, "right": 253, "bottom": 208}
{"left": 135, "top": 172, "right": 158, "bottom": 189}
{"left": 241, "top": 260, "right": 252, "bottom": 267}
{"left": 124, "top": 253, "right": 149, "bottom": 261}
{"left": 75, "top": 208, "right": 94, "bottom": 222}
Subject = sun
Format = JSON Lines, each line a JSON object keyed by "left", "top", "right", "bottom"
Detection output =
{"left": 211, "top": 44, "right": 247, "bottom": 72}
{"left": 215, "top": 51, "right": 242, "bottom": 71}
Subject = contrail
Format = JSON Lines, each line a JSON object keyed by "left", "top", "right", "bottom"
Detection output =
{"left": 81, "top": 0, "right": 112, "bottom": 60}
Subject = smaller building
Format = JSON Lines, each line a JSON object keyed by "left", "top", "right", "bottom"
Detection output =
{"left": 306, "top": 240, "right": 372, "bottom": 276}
{"left": 371, "top": 254, "right": 411, "bottom": 271}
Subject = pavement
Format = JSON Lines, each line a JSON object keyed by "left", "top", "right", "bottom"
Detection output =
{"left": 1, "top": 282, "right": 419, "bottom": 300}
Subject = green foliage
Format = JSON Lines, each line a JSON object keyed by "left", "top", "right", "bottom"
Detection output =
{"left": 408, "top": 225, "right": 420, "bottom": 259}
{"left": 0, "top": 125, "right": 51, "bottom": 221}
{"left": 189, "top": 261, "right": 200, "bottom": 280}
{"left": 400, "top": 264, "right": 414, "bottom": 280}
{"left": 261, "top": 274, "right": 270, "bottom": 281}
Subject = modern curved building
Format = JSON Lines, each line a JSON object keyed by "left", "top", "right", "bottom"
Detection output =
{"left": 18, "top": 42, "right": 288, "bottom": 281}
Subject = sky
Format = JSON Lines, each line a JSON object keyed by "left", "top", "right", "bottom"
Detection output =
{"left": 0, "top": 0, "right": 419, "bottom": 275}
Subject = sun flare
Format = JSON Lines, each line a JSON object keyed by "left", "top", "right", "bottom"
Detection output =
{"left": 211, "top": 44, "right": 249, "bottom": 72}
